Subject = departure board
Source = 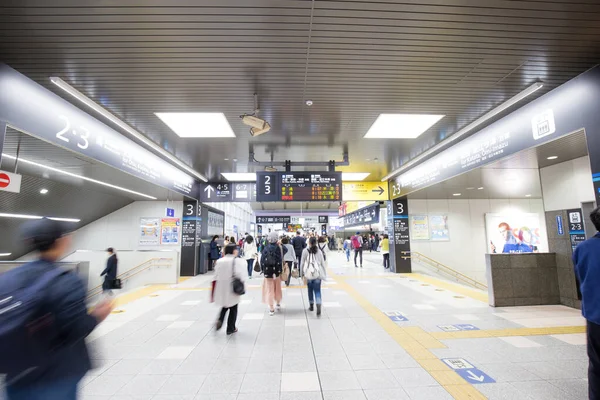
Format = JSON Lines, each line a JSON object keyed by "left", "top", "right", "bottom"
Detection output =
{"left": 280, "top": 172, "right": 342, "bottom": 201}
{"left": 256, "top": 171, "right": 342, "bottom": 202}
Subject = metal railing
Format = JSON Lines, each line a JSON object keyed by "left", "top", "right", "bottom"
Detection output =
{"left": 87, "top": 257, "right": 173, "bottom": 299}
{"left": 407, "top": 251, "right": 487, "bottom": 291}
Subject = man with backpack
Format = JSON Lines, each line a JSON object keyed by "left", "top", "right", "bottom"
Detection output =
{"left": 0, "top": 218, "right": 113, "bottom": 399}
{"left": 352, "top": 232, "right": 364, "bottom": 268}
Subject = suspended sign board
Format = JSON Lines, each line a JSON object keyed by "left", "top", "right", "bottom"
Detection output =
{"left": 256, "top": 171, "right": 342, "bottom": 202}
{"left": 342, "top": 181, "right": 388, "bottom": 201}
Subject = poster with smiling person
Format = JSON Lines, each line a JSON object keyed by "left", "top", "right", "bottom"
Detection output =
{"left": 485, "top": 213, "right": 547, "bottom": 254}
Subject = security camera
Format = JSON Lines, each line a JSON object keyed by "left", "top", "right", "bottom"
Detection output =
{"left": 241, "top": 115, "right": 267, "bottom": 130}
{"left": 250, "top": 122, "right": 271, "bottom": 137}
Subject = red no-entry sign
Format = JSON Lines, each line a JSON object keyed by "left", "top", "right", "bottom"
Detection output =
{"left": 0, "top": 173, "right": 10, "bottom": 188}
{"left": 0, "top": 171, "right": 21, "bottom": 193}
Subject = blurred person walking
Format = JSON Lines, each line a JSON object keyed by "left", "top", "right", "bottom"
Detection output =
{"left": 0, "top": 218, "right": 113, "bottom": 400}
{"left": 209, "top": 235, "right": 220, "bottom": 270}
{"left": 243, "top": 235, "right": 258, "bottom": 279}
{"left": 262, "top": 232, "right": 286, "bottom": 315}
{"left": 301, "top": 237, "right": 327, "bottom": 316}
{"left": 343, "top": 236, "right": 352, "bottom": 262}
{"left": 281, "top": 236, "right": 296, "bottom": 287}
{"left": 100, "top": 247, "right": 118, "bottom": 294}
{"left": 381, "top": 235, "right": 390, "bottom": 269}
{"left": 292, "top": 230, "right": 307, "bottom": 275}
{"left": 214, "top": 244, "right": 248, "bottom": 335}
{"left": 352, "top": 232, "right": 364, "bottom": 268}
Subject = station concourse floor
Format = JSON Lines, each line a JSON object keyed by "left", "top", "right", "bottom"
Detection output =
{"left": 5, "top": 251, "right": 588, "bottom": 400}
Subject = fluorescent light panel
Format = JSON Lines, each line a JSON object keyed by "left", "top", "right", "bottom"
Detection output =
{"left": 155, "top": 112, "right": 235, "bottom": 138}
{"left": 0, "top": 253, "right": 11, "bottom": 257}
{"left": 1, "top": 154, "right": 157, "bottom": 200}
{"left": 0, "top": 213, "right": 80, "bottom": 222}
{"left": 49, "top": 77, "right": 208, "bottom": 182}
{"left": 364, "top": 114, "right": 445, "bottom": 139}
{"left": 221, "top": 172, "right": 257, "bottom": 181}
{"left": 382, "top": 82, "right": 544, "bottom": 181}
{"left": 342, "top": 172, "right": 370, "bottom": 181}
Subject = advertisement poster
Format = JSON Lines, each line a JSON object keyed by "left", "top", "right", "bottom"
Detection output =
{"left": 429, "top": 215, "right": 450, "bottom": 241}
{"left": 139, "top": 217, "right": 160, "bottom": 246}
{"left": 410, "top": 215, "right": 430, "bottom": 240}
{"left": 161, "top": 218, "right": 181, "bottom": 245}
{"left": 485, "top": 213, "right": 547, "bottom": 253}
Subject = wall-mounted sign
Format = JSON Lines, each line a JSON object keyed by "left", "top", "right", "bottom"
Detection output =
{"left": 567, "top": 208, "right": 586, "bottom": 252}
{"left": 318, "top": 216, "right": 329, "bottom": 223}
{"left": 556, "top": 215, "right": 564, "bottom": 236}
{"left": 166, "top": 208, "right": 175, "bottom": 218}
{"left": 342, "top": 181, "right": 388, "bottom": 201}
{"left": 139, "top": 217, "right": 160, "bottom": 246}
{"left": 0, "top": 170, "right": 21, "bottom": 193}
{"left": 160, "top": 218, "right": 181, "bottom": 245}
{"left": 392, "top": 197, "right": 411, "bottom": 273}
{"left": 410, "top": 215, "right": 430, "bottom": 241}
{"left": 429, "top": 215, "right": 450, "bottom": 241}
{"left": 343, "top": 203, "right": 380, "bottom": 227}
{"left": 256, "top": 171, "right": 342, "bottom": 202}
{"left": 200, "top": 182, "right": 233, "bottom": 202}
{"left": 256, "top": 216, "right": 291, "bottom": 224}
{"left": 0, "top": 64, "right": 197, "bottom": 197}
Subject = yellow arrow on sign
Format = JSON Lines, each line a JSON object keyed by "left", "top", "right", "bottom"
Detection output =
{"left": 342, "top": 182, "right": 389, "bottom": 201}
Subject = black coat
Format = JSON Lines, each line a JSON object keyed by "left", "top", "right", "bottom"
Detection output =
{"left": 101, "top": 254, "right": 118, "bottom": 280}
{"left": 291, "top": 236, "right": 307, "bottom": 256}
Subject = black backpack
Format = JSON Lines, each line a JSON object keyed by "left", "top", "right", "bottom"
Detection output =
{"left": 262, "top": 245, "right": 281, "bottom": 277}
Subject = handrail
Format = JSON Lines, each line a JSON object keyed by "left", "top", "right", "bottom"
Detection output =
{"left": 408, "top": 251, "right": 487, "bottom": 291}
{"left": 87, "top": 257, "right": 173, "bottom": 299}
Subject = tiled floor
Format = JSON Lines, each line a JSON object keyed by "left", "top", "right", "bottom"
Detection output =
{"left": 0, "top": 252, "right": 589, "bottom": 399}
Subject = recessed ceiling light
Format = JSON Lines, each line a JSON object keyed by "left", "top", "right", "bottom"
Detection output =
{"left": 221, "top": 173, "right": 257, "bottom": 181}
{"left": 453, "top": 193, "right": 462, "bottom": 196}
{"left": 466, "top": 187, "right": 475, "bottom": 190}
{"left": 1, "top": 154, "right": 157, "bottom": 200}
{"left": 525, "top": 194, "right": 532, "bottom": 197}
{"left": 306, "top": 100, "right": 313, "bottom": 106}
{"left": 364, "top": 114, "right": 445, "bottom": 139}
{"left": 342, "top": 173, "right": 371, "bottom": 181}
{"left": 547, "top": 156, "right": 558, "bottom": 160}
{"left": 40, "top": 188, "right": 49, "bottom": 194}
{"left": 0, "top": 253, "right": 11, "bottom": 257}
{"left": 477, "top": 187, "right": 484, "bottom": 190}
{"left": 224, "top": 158, "right": 229, "bottom": 161}
{"left": 155, "top": 112, "right": 235, "bottom": 138}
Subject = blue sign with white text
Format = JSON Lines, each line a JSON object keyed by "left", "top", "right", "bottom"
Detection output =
{"left": 454, "top": 324, "right": 480, "bottom": 331}
{"left": 384, "top": 311, "right": 409, "bottom": 322}
{"left": 556, "top": 215, "right": 564, "bottom": 236}
{"left": 441, "top": 358, "right": 495, "bottom": 385}
{"left": 166, "top": 208, "right": 175, "bottom": 217}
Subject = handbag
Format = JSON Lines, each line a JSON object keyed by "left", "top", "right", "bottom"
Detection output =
{"left": 279, "top": 245, "right": 289, "bottom": 282}
{"left": 231, "top": 259, "right": 245, "bottom": 295}
{"left": 254, "top": 258, "right": 261, "bottom": 273}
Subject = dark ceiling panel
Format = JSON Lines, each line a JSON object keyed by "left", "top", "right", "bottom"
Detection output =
{"left": 1, "top": 0, "right": 599, "bottom": 182}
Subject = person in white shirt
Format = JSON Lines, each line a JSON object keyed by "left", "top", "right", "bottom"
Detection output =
{"left": 243, "top": 235, "right": 258, "bottom": 279}
{"left": 213, "top": 244, "right": 248, "bottom": 335}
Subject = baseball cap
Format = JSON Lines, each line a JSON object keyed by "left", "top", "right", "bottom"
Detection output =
{"left": 356, "top": 231, "right": 360, "bottom": 234}
{"left": 20, "top": 218, "right": 71, "bottom": 252}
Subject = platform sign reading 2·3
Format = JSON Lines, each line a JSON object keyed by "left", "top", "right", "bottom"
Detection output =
{"left": 257, "top": 172, "right": 279, "bottom": 202}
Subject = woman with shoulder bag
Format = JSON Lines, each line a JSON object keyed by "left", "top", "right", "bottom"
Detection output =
{"left": 243, "top": 235, "right": 258, "bottom": 279}
{"left": 301, "top": 237, "right": 327, "bottom": 316}
{"left": 213, "top": 244, "right": 248, "bottom": 335}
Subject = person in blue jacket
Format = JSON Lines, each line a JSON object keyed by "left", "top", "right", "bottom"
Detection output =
{"left": 3, "top": 218, "right": 113, "bottom": 400}
{"left": 209, "top": 235, "right": 220, "bottom": 270}
{"left": 573, "top": 207, "right": 600, "bottom": 399}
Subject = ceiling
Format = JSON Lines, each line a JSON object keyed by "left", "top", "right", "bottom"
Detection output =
{"left": 2, "top": 0, "right": 600, "bottom": 182}
{"left": 408, "top": 129, "right": 590, "bottom": 199}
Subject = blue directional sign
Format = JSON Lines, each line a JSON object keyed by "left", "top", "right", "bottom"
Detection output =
{"left": 441, "top": 358, "right": 495, "bottom": 385}
{"left": 384, "top": 311, "right": 409, "bottom": 322}
{"left": 166, "top": 208, "right": 175, "bottom": 217}
{"left": 556, "top": 215, "right": 564, "bottom": 236}
{"left": 455, "top": 324, "right": 480, "bottom": 331}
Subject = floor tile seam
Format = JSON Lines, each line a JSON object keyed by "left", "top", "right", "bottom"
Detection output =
{"left": 327, "top": 271, "right": 483, "bottom": 400}
{"left": 298, "top": 284, "right": 326, "bottom": 400}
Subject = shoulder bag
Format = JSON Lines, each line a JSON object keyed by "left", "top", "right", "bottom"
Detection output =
{"left": 231, "top": 259, "right": 245, "bottom": 295}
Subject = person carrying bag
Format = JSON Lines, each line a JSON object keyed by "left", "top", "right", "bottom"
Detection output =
{"left": 213, "top": 244, "right": 248, "bottom": 335}
{"left": 301, "top": 237, "right": 327, "bottom": 317}
{"left": 261, "top": 232, "right": 287, "bottom": 316}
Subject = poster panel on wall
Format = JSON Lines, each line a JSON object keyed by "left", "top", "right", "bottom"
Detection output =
{"left": 139, "top": 217, "right": 160, "bottom": 245}
{"left": 429, "top": 215, "right": 450, "bottom": 241}
{"left": 485, "top": 213, "right": 547, "bottom": 253}
{"left": 161, "top": 218, "right": 181, "bottom": 245}
{"left": 410, "top": 215, "right": 430, "bottom": 240}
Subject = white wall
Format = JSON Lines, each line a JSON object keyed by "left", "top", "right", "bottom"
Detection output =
{"left": 408, "top": 198, "right": 548, "bottom": 283}
{"left": 205, "top": 202, "right": 255, "bottom": 240}
{"left": 540, "top": 156, "right": 595, "bottom": 211}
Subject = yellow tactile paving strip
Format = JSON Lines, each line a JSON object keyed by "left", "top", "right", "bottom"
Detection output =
{"left": 329, "top": 271, "right": 487, "bottom": 400}
{"left": 431, "top": 325, "right": 586, "bottom": 339}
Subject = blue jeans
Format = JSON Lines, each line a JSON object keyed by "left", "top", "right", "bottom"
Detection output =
{"left": 6, "top": 378, "right": 79, "bottom": 400}
{"left": 307, "top": 279, "right": 322, "bottom": 305}
{"left": 345, "top": 248, "right": 350, "bottom": 261}
{"left": 247, "top": 259, "right": 254, "bottom": 277}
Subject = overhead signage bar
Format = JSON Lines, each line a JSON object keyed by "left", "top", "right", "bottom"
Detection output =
{"left": 390, "top": 66, "right": 600, "bottom": 203}
{"left": 0, "top": 64, "right": 198, "bottom": 197}
{"left": 342, "top": 181, "right": 388, "bottom": 201}
{"left": 256, "top": 216, "right": 291, "bottom": 224}
{"left": 256, "top": 171, "right": 342, "bottom": 202}
{"left": 343, "top": 203, "right": 380, "bottom": 228}
{"left": 199, "top": 182, "right": 256, "bottom": 203}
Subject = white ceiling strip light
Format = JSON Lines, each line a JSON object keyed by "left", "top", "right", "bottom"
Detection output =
{"left": 49, "top": 77, "right": 208, "bottom": 182}
{"left": 0, "top": 213, "right": 80, "bottom": 222}
{"left": 382, "top": 82, "right": 544, "bottom": 182}
{"left": 1, "top": 154, "right": 157, "bottom": 200}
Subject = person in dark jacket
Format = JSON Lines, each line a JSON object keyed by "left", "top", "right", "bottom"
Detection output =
{"left": 209, "top": 235, "right": 220, "bottom": 270}
{"left": 101, "top": 247, "right": 118, "bottom": 293}
{"left": 4, "top": 218, "right": 113, "bottom": 400}
{"left": 291, "top": 231, "right": 307, "bottom": 274}
{"left": 573, "top": 207, "right": 600, "bottom": 399}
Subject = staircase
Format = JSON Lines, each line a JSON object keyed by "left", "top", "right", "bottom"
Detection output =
{"left": 408, "top": 251, "right": 487, "bottom": 291}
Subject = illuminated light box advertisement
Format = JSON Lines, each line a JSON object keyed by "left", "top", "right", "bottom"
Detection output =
{"left": 410, "top": 215, "right": 430, "bottom": 240}
{"left": 485, "top": 213, "right": 548, "bottom": 254}
{"left": 139, "top": 217, "right": 160, "bottom": 246}
{"left": 429, "top": 215, "right": 450, "bottom": 241}
{"left": 161, "top": 218, "right": 181, "bottom": 245}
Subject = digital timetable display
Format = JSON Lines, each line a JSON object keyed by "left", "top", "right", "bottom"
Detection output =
{"left": 256, "top": 171, "right": 342, "bottom": 202}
